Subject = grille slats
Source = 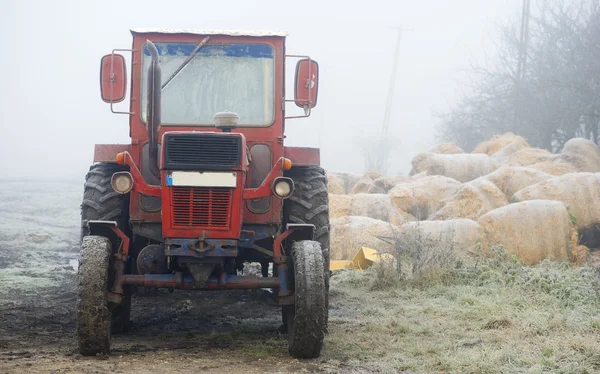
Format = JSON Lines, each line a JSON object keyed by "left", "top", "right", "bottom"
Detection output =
{"left": 170, "top": 187, "right": 233, "bottom": 229}
{"left": 164, "top": 133, "right": 241, "bottom": 170}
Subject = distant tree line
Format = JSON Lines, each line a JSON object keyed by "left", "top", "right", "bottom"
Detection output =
{"left": 438, "top": 0, "right": 600, "bottom": 152}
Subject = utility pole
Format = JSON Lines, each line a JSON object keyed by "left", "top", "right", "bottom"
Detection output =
{"left": 514, "top": 0, "right": 531, "bottom": 131}
{"left": 373, "top": 26, "right": 403, "bottom": 174}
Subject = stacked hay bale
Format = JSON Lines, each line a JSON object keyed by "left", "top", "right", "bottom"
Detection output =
{"left": 512, "top": 173, "right": 600, "bottom": 248}
{"left": 431, "top": 179, "right": 508, "bottom": 221}
{"left": 409, "top": 153, "right": 496, "bottom": 182}
{"left": 478, "top": 200, "right": 580, "bottom": 265}
{"left": 389, "top": 176, "right": 462, "bottom": 220}
{"left": 396, "top": 219, "right": 484, "bottom": 270}
{"left": 327, "top": 172, "right": 361, "bottom": 194}
{"left": 557, "top": 138, "right": 600, "bottom": 173}
{"left": 427, "top": 142, "right": 464, "bottom": 154}
{"left": 327, "top": 134, "right": 600, "bottom": 267}
{"left": 329, "top": 193, "right": 414, "bottom": 226}
{"left": 330, "top": 216, "right": 400, "bottom": 261}
{"left": 473, "top": 132, "right": 530, "bottom": 156}
{"left": 481, "top": 166, "right": 554, "bottom": 200}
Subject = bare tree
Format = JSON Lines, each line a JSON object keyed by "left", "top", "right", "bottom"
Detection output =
{"left": 438, "top": 0, "right": 600, "bottom": 152}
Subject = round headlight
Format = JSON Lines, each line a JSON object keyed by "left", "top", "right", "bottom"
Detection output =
{"left": 273, "top": 177, "right": 294, "bottom": 198}
{"left": 111, "top": 172, "right": 134, "bottom": 194}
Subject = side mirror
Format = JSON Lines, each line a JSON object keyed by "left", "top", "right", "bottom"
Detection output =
{"left": 100, "top": 54, "right": 127, "bottom": 103}
{"left": 294, "top": 59, "right": 319, "bottom": 109}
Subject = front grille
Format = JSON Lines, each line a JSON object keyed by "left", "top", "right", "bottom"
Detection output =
{"left": 170, "top": 187, "right": 233, "bottom": 229}
{"left": 164, "top": 133, "right": 242, "bottom": 170}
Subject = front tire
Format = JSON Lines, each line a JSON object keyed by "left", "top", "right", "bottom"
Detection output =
{"left": 285, "top": 240, "right": 327, "bottom": 359}
{"left": 77, "top": 236, "right": 113, "bottom": 356}
{"left": 80, "top": 163, "right": 132, "bottom": 332}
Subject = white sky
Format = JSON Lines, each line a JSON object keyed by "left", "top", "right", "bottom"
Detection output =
{"left": 0, "top": 0, "right": 522, "bottom": 181}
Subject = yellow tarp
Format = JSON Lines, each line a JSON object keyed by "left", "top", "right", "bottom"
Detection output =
{"left": 329, "top": 247, "right": 394, "bottom": 271}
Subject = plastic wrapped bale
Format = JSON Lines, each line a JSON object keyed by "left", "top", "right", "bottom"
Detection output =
{"left": 389, "top": 175, "right": 461, "bottom": 220}
{"left": 330, "top": 216, "right": 400, "bottom": 260}
{"left": 478, "top": 200, "right": 572, "bottom": 265}
{"left": 503, "top": 148, "right": 554, "bottom": 167}
{"left": 327, "top": 172, "right": 362, "bottom": 194}
{"left": 481, "top": 166, "right": 554, "bottom": 200}
{"left": 327, "top": 173, "right": 345, "bottom": 194}
{"left": 512, "top": 173, "right": 600, "bottom": 247}
{"left": 396, "top": 219, "right": 484, "bottom": 273}
{"left": 472, "top": 133, "right": 530, "bottom": 156}
{"left": 374, "top": 176, "right": 410, "bottom": 193}
{"left": 491, "top": 142, "right": 530, "bottom": 164}
{"left": 557, "top": 138, "right": 600, "bottom": 173}
{"left": 409, "top": 152, "right": 496, "bottom": 182}
{"left": 527, "top": 161, "right": 578, "bottom": 176}
{"left": 329, "top": 193, "right": 413, "bottom": 226}
{"left": 431, "top": 179, "right": 508, "bottom": 221}
{"left": 427, "top": 142, "right": 464, "bottom": 154}
{"left": 351, "top": 175, "right": 384, "bottom": 194}
{"left": 411, "top": 171, "right": 428, "bottom": 179}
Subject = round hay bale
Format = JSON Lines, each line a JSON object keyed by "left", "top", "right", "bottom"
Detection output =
{"left": 527, "top": 161, "right": 578, "bottom": 176}
{"left": 473, "top": 133, "right": 530, "bottom": 156}
{"left": 431, "top": 179, "right": 508, "bottom": 221}
{"left": 481, "top": 166, "right": 554, "bottom": 200}
{"left": 512, "top": 172, "right": 600, "bottom": 247}
{"left": 327, "top": 172, "right": 362, "bottom": 194}
{"left": 389, "top": 176, "right": 461, "bottom": 220}
{"left": 374, "top": 176, "right": 410, "bottom": 193}
{"left": 427, "top": 143, "right": 464, "bottom": 154}
{"left": 409, "top": 152, "right": 496, "bottom": 182}
{"left": 478, "top": 200, "right": 572, "bottom": 265}
{"left": 351, "top": 175, "right": 384, "bottom": 194}
{"left": 398, "top": 219, "right": 484, "bottom": 267}
{"left": 504, "top": 148, "right": 554, "bottom": 166}
{"left": 557, "top": 138, "right": 600, "bottom": 173}
{"left": 411, "top": 171, "right": 428, "bottom": 179}
{"left": 329, "top": 193, "right": 414, "bottom": 226}
{"left": 364, "top": 170, "right": 384, "bottom": 180}
{"left": 491, "top": 142, "right": 530, "bottom": 164}
{"left": 327, "top": 173, "right": 345, "bottom": 195}
{"left": 330, "top": 216, "right": 400, "bottom": 260}
{"left": 329, "top": 194, "right": 352, "bottom": 218}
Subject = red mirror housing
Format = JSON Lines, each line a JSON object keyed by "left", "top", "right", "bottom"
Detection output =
{"left": 100, "top": 54, "right": 127, "bottom": 103}
{"left": 294, "top": 59, "right": 319, "bottom": 109}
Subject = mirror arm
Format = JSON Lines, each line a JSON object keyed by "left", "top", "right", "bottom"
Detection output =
{"left": 109, "top": 49, "right": 135, "bottom": 115}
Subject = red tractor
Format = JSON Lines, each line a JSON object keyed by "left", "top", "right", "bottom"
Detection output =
{"left": 78, "top": 29, "right": 329, "bottom": 358}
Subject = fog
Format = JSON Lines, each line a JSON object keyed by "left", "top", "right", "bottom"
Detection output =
{"left": 0, "top": 0, "right": 521, "bottom": 181}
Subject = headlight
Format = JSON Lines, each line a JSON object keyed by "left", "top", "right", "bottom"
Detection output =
{"left": 111, "top": 172, "right": 134, "bottom": 194}
{"left": 272, "top": 177, "right": 294, "bottom": 198}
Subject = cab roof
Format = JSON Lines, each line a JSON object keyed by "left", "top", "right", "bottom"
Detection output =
{"left": 130, "top": 29, "right": 288, "bottom": 37}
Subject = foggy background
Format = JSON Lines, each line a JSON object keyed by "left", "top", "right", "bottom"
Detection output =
{"left": 0, "top": 0, "right": 521, "bottom": 181}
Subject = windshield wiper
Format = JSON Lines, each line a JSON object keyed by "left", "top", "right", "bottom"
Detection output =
{"left": 161, "top": 36, "right": 210, "bottom": 90}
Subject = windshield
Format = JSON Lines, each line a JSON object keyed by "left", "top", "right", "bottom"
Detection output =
{"left": 141, "top": 42, "right": 275, "bottom": 126}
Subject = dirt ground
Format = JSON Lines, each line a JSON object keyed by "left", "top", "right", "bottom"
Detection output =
{"left": 0, "top": 181, "right": 348, "bottom": 374}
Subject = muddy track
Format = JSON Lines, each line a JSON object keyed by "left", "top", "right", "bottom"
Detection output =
{"left": 0, "top": 270, "right": 331, "bottom": 373}
{"left": 0, "top": 182, "right": 332, "bottom": 373}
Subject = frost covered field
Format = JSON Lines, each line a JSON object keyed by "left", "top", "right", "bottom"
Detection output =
{"left": 0, "top": 180, "right": 81, "bottom": 297}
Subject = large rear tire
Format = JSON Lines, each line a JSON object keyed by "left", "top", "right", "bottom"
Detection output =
{"left": 81, "top": 163, "right": 129, "bottom": 240}
{"left": 80, "top": 163, "right": 132, "bottom": 332}
{"left": 285, "top": 240, "right": 327, "bottom": 359}
{"left": 283, "top": 167, "right": 330, "bottom": 327}
{"left": 77, "top": 236, "right": 113, "bottom": 356}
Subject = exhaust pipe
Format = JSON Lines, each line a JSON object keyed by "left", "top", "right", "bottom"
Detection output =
{"left": 145, "top": 40, "right": 161, "bottom": 180}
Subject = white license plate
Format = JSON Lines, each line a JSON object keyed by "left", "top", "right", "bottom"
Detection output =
{"left": 166, "top": 171, "right": 237, "bottom": 187}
